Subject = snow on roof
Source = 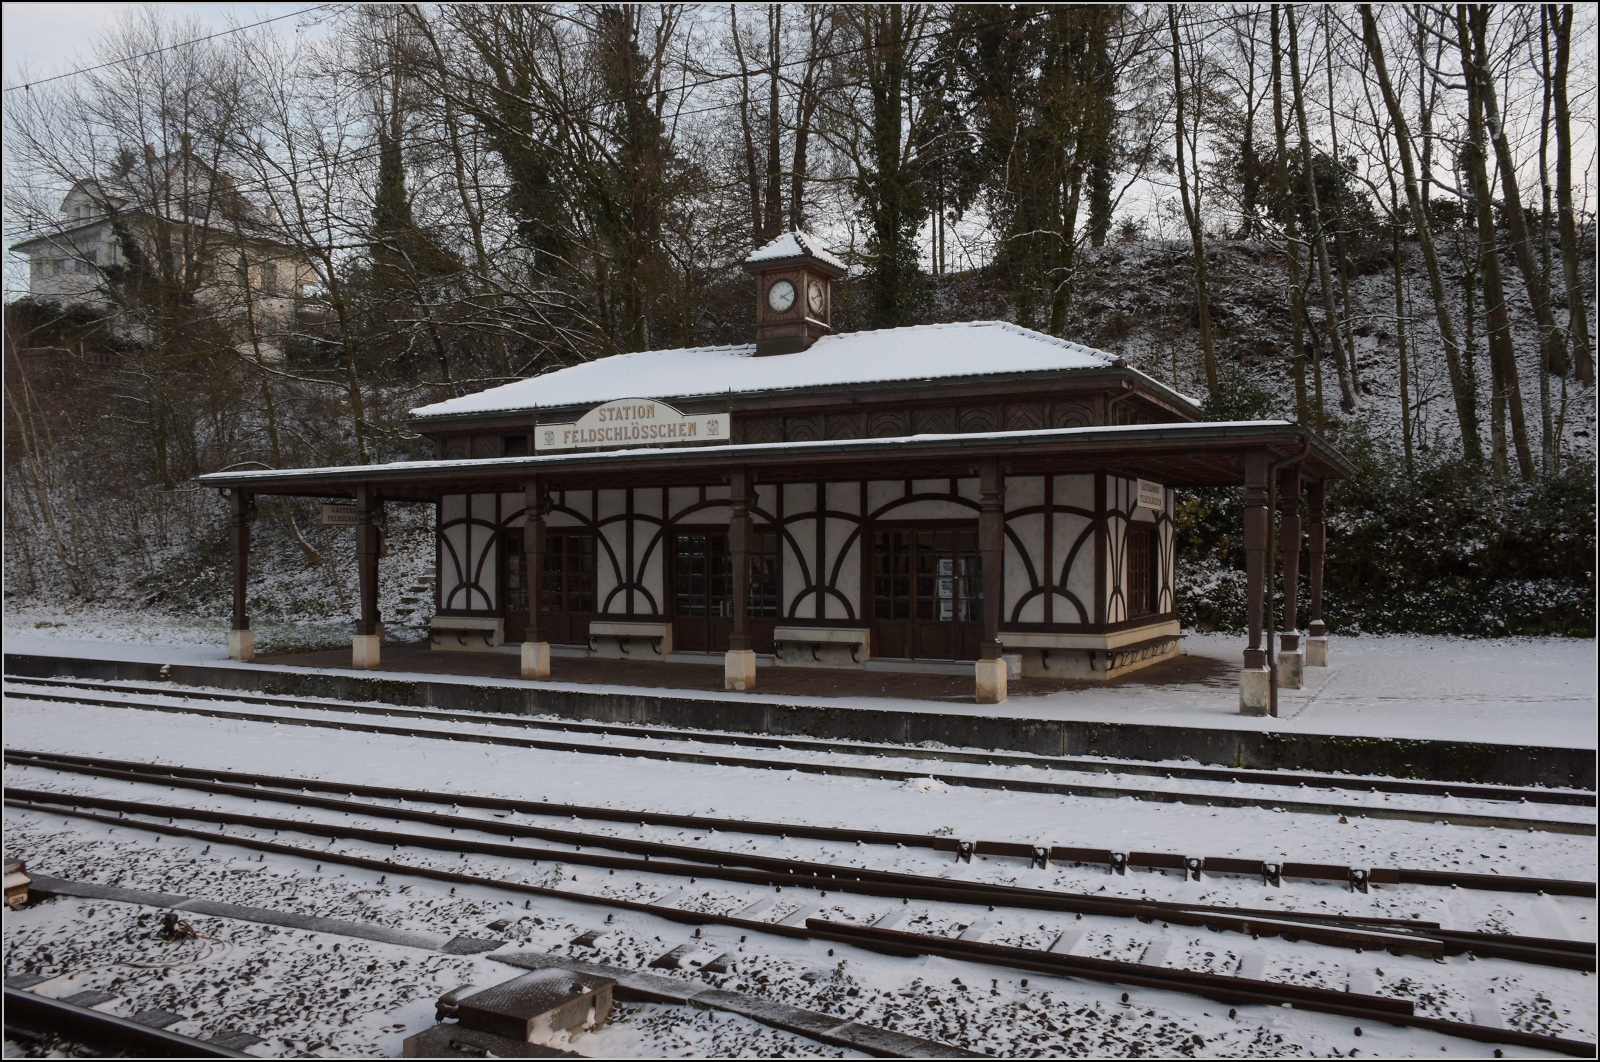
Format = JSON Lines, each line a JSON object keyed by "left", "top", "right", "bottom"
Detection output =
{"left": 201, "top": 421, "right": 1306, "bottom": 485}
{"left": 743, "top": 229, "right": 847, "bottom": 272}
{"left": 411, "top": 320, "right": 1118, "bottom": 419}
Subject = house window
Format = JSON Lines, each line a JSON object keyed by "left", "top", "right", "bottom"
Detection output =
{"left": 261, "top": 262, "right": 279, "bottom": 292}
{"left": 1127, "top": 528, "right": 1157, "bottom": 618}
{"left": 503, "top": 434, "right": 530, "bottom": 458}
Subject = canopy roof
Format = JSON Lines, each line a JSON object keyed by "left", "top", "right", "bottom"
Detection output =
{"left": 200, "top": 420, "right": 1353, "bottom": 502}
{"left": 410, "top": 321, "right": 1148, "bottom": 420}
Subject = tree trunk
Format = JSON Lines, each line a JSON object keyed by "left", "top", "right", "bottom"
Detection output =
{"left": 1392, "top": 197, "right": 1414, "bottom": 474}
{"left": 730, "top": 6, "right": 763, "bottom": 243}
{"left": 1324, "top": 6, "right": 1361, "bottom": 397}
{"left": 1552, "top": 5, "right": 1593, "bottom": 384}
{"left": 1466, "top": 5, "right": 1568, "bottom": 404}
{"left": 1537, "top": 5, "right": 1556, "bottom": 471}
{"left": 1168, "top": 6, "right": 1218, "bottom": 397}
{"left": 763, "top": 4, "right": 784, "bottom": 240}
{"left": 1359, "top": 5, "right": 1481, "bottom": 462}
{"left": 1271, "top": 5, "right": 1311, "bottom": 426}
{"left": 1457, "top": 5, "right": 1532, "bottom": 479}
{"left": 1287, "top": 6, "right": 1354, "bottom": 414}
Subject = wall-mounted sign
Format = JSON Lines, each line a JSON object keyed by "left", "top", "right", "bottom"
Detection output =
{"left": 535, "top": 399, "right": 724, "bottom": 452}
{"left": 321, "top": 503, "right": 361, "bottom": 526}
{"left": 1136, "top": 479, "right": 1165, "bottom": 513}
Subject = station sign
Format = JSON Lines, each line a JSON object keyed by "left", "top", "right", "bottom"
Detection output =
{"left": 1136, "top": 479, "right": 1165, "bottom": 513}
{"left": 536, "top": 399, "right": 725, "bottom": 452}
{"left": 321, "top": 503, "right": 361, "bottom": 525}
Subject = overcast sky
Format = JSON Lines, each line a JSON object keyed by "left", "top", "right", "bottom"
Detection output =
{"left": 2, "top": 3, "right": 316, "bottom": 88}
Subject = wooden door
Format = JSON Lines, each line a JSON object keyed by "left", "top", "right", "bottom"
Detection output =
{"left": 671, "top": 530, "right": 778, "bottom": 653}
{"left": 871, "top": 528, "right": 983, "bottom": 660}
{"left": 672, "top": 532, "right": 731, "bottom": 652}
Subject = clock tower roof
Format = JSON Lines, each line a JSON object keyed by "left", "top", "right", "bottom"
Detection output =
{"left": 741, "top": 230, "right": 847, "bottom": 277}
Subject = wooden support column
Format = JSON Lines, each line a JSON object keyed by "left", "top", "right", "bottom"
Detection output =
{"left": 353, "top": 484, "right": 381, "bottom": 669}
{"left": 521, "top": 477, "right": 550, "bottom": 679}
{"left": 725, "top": 467, "right": 756, "bottom": 691}
{"left": 1239, "top": 451, "right": 1271, "bottom": 714}
{"left": 1276, "top": 468, "right": 1305, "bottom": 690}
{"left": 976, "top": 459, "right": 1007, "bottom": 704}
{"left": 228, "top": 489, "right": 253, "bottom": 661}
{"left": 1305, "top": 478, "right": 1329, "bottom": 667}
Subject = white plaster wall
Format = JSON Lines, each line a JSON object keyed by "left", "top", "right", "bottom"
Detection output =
{"left": 635, "top": 487, "right": 666, "bottom": 614}
{"left": 1005, "top": 512, "right": 1044, "bottom": 622}
{"left": 595, "top": 489, "right": 628, "bottom": 613}
{"left": 1057, "top": 511, "right": 1095, "bottom": 624}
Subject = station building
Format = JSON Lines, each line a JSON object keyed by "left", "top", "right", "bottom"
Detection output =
{"left": 199, "top": 232, "right": 1352, "bottom": 711}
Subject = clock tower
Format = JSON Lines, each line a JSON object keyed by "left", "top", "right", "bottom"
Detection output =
{"left": 742, "top": 231, "right": 847, "bottom": 356}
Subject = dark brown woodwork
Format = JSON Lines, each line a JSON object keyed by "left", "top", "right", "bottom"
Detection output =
{"left": 1242, "top": 452, "right": 1270, "bottom": 670}
{"left": 1278, "top": 469, "right": 1303, "bottom": 652}
{"left": 523, "top": 477, "right": 544, "bottom": 644}
{"left": 1307, "top": 478, "right": 1327, "bottom": 639}
{"left": 979, "top": 459, "right": 1004, "bottom": 661}
{"left": 356, "top": 485, "right": 380, "bottom": 637}
{"left": 230, "top": 488, "right": 250, "bottom": 632}
{"left": 729, "top": 467, "right": 753, "bottom": 652}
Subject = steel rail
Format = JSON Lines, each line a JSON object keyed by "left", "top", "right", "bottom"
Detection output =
{"left": 800, "top": 921, "right": 1600, "bottom": 1058}
{"left": 8, "top": 673, "right": 1589, "bottom": 805}
{"left": 2, "top": 986, "right": 251, "bottom": 1058}
{"left": 7, "top": 798, "right": 1593, "bottom": 1058}
{"left": 1, "top": 785, "right": 1452, "bottom": 960}
{"left": 9, "top": 773, "right": 1595, "bottom": 973}
{"left": 11, "top": 748, "right": 1597, "bottom": 902}
{"left": 5, "top": 685, "right": 1592, "bottom": 836}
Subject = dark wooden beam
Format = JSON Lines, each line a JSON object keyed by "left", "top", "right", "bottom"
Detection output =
{"left": 978, "top": 459, "right": 1004, "bottom": 661}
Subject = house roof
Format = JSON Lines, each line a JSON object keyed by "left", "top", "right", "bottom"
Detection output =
{"left": 410, "top": 320, "right": 1151, "bottom": 420}
{"left": 742, "top": 229, "right": 848, "bottom": 273}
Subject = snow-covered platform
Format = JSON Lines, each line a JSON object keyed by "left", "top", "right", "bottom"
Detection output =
{"left": 4, "top": 631, "right": 1594, "bottom": 788}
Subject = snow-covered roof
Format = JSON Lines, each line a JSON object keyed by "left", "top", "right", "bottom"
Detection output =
{"left": 200, "top": 420, "right": 1356, "bottom": 489}
{"left": 411, "top": 320, "right": 1118, "bottom": 419}
{"left": 743, "top": 230, "right": 847, "bottom": 272}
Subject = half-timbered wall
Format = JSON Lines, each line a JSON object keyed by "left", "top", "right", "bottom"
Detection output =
{"left": 434, "top": 471, "right": 1174, "bottom": 640}
{"left": 1103, "top": 474, "right": 1175, "bottom": 626}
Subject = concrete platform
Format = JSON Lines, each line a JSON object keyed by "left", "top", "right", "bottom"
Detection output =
{"left": 5, "top": 636, "right": 1593, "bottom": 788}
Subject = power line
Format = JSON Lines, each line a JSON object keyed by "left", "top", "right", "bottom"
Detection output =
{"left": 4, "top": 4, "right": 339, "bottom": 94}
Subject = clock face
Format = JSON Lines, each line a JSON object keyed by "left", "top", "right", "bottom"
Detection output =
{"left": 807, "top": 280, "right": 825, "bottom": 316}
{"left": 767, "top": 279, "right": 796, "bottom": 313}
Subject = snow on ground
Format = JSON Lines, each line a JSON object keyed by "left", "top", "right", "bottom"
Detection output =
{"left": 5, "top": 619, "right": 1595, "bottom": 749}
{"left": 4, "top": 640, "right": 1595, "bottom": 1057}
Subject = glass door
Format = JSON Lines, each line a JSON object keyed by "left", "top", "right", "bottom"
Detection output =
{"left": 872, "top": 528, "right": 983, "bottom": 660}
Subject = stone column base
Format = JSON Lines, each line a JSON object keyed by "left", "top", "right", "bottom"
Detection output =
{"left": 228, "top": 628, "right": 254, "bottom": 662}
{"left": 521, "top": 641, "right": 551, "bottom": 679}
{"left": 1306, "top": 636, "right": 1329, "bottom": 668}
{"left": 724, "top": 649, "right": 757, "bottom": 691}
{"left": 1239, "top": 666, "right": 1271, "bottom": 716}
{"left": 975, "top": 658, "right": 1008, "bottom": 704}
{"left": 1276, "top": 649, "right": 1304, "bottom": 690}
{"left": 351, "top": 633, "right": 382, "bottom": 670}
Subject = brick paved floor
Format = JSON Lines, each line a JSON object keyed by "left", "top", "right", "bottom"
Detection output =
{"left": 256, "top": 641, "right": 1231, "bottom": 704}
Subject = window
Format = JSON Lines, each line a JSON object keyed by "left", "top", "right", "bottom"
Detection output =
{"left": 1127, "top": 528, "right": 1157, "bottom": 618}
{"left": 503, "top": 434, "right": 530, "bottom": 458}
{"left": 261, "top": 262, "right": 279, "bottom": 292}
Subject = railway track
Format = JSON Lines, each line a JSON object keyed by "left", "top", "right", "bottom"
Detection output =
{"left": 7, "top": 752, "right": 1596, "bottom": 967}
{"left": 10, "top": 672, "right": 1589, "bottom": 804}
{"left": 7, "top": 748, "right": 1595, "bottom": 901}
{"left": 2, "top": 986, "right": 250, "bottom": 1058}
{"left": 5, "top": 678, "right": 1593, "bottom": 835}
{"left": 6, "top": 785, "right": 1594, "bottom": 1058}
